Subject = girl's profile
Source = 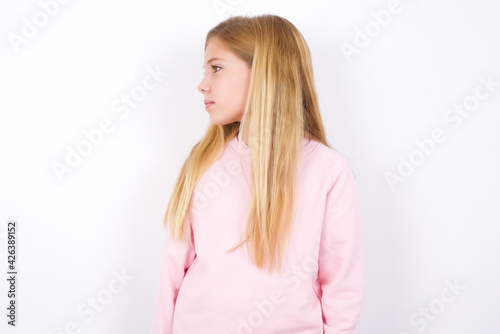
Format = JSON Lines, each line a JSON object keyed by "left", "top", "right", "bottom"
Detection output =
{"left": 152, "top": 13, "right": 364, "bottom": 334}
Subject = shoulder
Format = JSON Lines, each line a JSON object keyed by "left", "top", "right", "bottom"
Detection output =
{"left": 308, "top": 140, "right": 356, "bottom": 191}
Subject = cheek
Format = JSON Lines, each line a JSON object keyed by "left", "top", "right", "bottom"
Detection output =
{"left": 216, "top": 79, "right": 242, "bottom": 106}
{"left": 229, "top": 77, "right": 250, "bottom": 105}
{"left": 214, "top": 73, "right": 250, "bottom": 113}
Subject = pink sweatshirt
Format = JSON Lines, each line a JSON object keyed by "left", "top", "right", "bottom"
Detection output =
{"left": 152, "top": 132, "right": 364, "bottom": 334}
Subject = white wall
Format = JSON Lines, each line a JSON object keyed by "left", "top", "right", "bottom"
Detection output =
{"left": 1, "top": 0, "right": 499, "bottom": 333}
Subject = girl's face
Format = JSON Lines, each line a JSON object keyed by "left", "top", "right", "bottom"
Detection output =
{"left": 198, "top": 37, "right": 251, "bottom": 125}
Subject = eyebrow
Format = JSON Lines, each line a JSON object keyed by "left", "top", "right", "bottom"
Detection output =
{"left": 202, "top": 57, "right": 226, "bottom": 69}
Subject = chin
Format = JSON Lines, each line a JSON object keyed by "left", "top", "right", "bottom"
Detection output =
{"left": 209, "top": 117, "right": 227, "bottom": 126}
{"left": 209, "top": 114, "right": 239, "bottom": 126}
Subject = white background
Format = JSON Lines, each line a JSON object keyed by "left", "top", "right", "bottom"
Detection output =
{"left": 1, "top": 0, "right": 499, "bottom": 333}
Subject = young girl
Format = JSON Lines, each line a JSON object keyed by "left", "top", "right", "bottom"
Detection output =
{"left": 152, "top": 14, "right": 364, "bottom": 334}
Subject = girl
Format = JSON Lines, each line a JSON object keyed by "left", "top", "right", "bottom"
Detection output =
{"left": 152, "top": 14, "right": 364, "bottom": 334}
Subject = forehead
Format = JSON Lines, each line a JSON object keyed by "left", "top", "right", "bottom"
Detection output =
{"left": 203, "top": 38, "right": 234, "bottom": 66}
{"left": 206, "top": 36, "right": 231, "bottom": 54}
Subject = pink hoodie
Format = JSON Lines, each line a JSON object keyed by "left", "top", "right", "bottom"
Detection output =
{"left": 152, "top": 132, "right": 364, "bottom": 334}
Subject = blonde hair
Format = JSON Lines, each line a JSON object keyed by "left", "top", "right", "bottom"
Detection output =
{"left": 163, "top": 14, "right": 335, "bottom": 273}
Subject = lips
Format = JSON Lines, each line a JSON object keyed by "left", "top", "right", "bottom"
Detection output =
{"left": 204, "top": 100, "right": 214, "bottom": 110}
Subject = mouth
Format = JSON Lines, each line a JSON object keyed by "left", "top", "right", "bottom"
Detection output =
{"left": 204, "top": 101, "right": 215, "bottom": 109}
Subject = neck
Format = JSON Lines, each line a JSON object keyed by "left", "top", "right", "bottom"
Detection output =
{"left": 238, "top": 122, "right": 251, "bottom": 147}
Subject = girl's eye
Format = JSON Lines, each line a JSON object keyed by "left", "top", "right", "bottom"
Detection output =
{"left": 212, "top": 65, "right": 222, "bottom": 73}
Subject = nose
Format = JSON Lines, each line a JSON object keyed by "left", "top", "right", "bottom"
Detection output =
{"left": 197, "top": 76, "right": 209, "bottom": 94}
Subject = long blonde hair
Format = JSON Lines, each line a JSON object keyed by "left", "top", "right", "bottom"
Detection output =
{"left": 163, "top": 14, "right": 335, "bottom": 273}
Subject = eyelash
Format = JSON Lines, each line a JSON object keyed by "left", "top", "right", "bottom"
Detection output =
{"left": 203, "top": 65, "right": 222, "bottom": 76}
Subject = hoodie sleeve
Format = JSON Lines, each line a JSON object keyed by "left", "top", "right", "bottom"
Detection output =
{"left": 151, "top": 218, "right": 197, "bottom": 334}
{"left": 318, "top": 156, "right": 364, "bottom": 334}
